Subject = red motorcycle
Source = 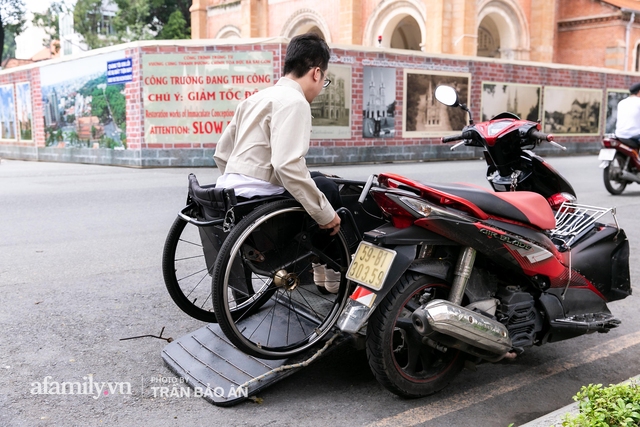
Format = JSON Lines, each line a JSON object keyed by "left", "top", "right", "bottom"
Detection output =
{"left": 337, "top": 85, "right": 631, "bottom": 398}
{"left": 599, "top": 134, "right": 640, "bottom": 194}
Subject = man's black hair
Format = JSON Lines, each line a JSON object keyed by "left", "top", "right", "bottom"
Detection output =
{"left": 283, "top": 33, "right": 330, "bottom": 78}
{"left": 630, "top": 82, "right": 640, "bottom": 95}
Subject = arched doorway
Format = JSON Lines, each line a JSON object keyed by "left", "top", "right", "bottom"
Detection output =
{"left": 477, "top": 17, "right": 500, "bottom": 58}
{"left": 390, "top": 16, "right": 422, "bottom": 51}
{"left": 363, "top": 0, "right": 426, "bottom": 50}
{"left": 476, "top": 1, "right": 529, "bottom": 60}
{"left": 281, "top": 10, "right": 332, "bottom": 42}
{"left": 216, "top": 25, "right": 241, "bottom": 39}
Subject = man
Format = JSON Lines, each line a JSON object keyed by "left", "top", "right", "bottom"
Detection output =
{"left": 615, "top": 82, "right": 640, "bottom": 144}
{"left": 213, "top": 33, "right": 342, "bottom": 292}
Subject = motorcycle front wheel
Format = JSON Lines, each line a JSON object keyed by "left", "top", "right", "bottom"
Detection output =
{"left": 603, "top": 153, "right": 629, "bottom": 195}
{"left": 366, "top": 272, "right": 465, "bottom": 398}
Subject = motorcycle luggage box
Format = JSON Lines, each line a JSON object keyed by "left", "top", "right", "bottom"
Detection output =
{"left": 569, "top": 226, "right": 631, "bottom": 302}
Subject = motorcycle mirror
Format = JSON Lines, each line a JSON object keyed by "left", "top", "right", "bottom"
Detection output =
{"left": 435, "top": 85, "right": 459, "bottom": 107}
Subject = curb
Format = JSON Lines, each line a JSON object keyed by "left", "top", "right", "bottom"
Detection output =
{"left": 520, "top": 374, "right": 640, "bottom": 427}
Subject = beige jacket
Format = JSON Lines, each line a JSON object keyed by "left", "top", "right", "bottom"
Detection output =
{"left": 213, "top": 77, "right": 336, "bottom": 225}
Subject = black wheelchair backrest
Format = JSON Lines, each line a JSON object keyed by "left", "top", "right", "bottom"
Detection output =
{"left": 188, "top": 173, "right": 237, "bottom": 220}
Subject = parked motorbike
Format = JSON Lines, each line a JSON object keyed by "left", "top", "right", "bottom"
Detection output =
{"left": 599, "top": 135, "right": 640, "bottom": 195}
{"left": 337, "top": 85, "right": 631, "bottom": 398}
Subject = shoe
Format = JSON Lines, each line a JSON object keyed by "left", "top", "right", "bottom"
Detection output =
{"left": 312, "top": 263, "right": 340, "bottom": 294}
{"left": 324, "top": 268, "right": 341, "bottom": 294}
{"left": 312, "top": 263, "right": 330, "bottom": 294}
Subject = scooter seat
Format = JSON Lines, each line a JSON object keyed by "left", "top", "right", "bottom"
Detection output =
{"left": 425, "top": 183, "right": 556, "bottom": 230}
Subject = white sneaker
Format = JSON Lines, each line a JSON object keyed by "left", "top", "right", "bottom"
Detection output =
{"left": 312, "top": 263, "right": 340, "bottom": 294}
{"left": 324, "top": 268, "right": 341, "bottom": 294}
{"left": 312, "top": 263, "right": 326, "bottom": 285}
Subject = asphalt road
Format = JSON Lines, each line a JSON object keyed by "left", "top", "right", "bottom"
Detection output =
{"left": 1, "top": 154, "right": 639, "bottom": 427}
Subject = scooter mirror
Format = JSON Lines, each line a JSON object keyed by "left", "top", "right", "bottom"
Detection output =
{"left": 435, "top": 85, "right": 459, "bottom": 107}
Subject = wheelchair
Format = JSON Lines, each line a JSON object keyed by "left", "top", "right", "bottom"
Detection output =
{"left": 162, "top": 173, "right": 384, "bottom": 358}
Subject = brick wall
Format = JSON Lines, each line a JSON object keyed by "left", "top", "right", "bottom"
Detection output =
{"left": 0, "top": 66, "right": 40, "bottom": 160}
{"left": 1, "top": 39, "right": 638, "bottom": 167}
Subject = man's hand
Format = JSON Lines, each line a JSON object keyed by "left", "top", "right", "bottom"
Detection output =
{"left": 320, "top": 213, "right": 341, "bottom": 236}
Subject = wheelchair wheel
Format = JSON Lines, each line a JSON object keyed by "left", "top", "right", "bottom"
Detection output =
{"left": 162, "top": 216, "right": 219, "bottom": 322}
{"left": 212, "top": 199, "right": 351, "bottom": 360}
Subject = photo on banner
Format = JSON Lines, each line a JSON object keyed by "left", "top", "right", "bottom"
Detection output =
{"left": 543, "top": 86, "right": 602, "bottom": 135}
{"left": 16, "top": 82, "right": 33, "bottom": 141}
{"left": 40, "top": 50, "right": 127, "bottom": 148}
{"left": 0, "top": 84, "right": 17, "bottom": 140}
{"left": 363, "top": 67, "right": 396, "bottom": 138}
{"left": 403, "top": 70, "right": 471, "bottom": 138}
{"left": 481, "top": 82, "right": 541, "bottom": 122}
{"left": 310, "top": 64, "right": 352, "bottom": 139}
{"left": 605, "top": 89, "right": 628, "bottom": 134}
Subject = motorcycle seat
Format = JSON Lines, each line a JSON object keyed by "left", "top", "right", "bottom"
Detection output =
{"left": 424, "top": 183, "right": 556, "bottom": 231}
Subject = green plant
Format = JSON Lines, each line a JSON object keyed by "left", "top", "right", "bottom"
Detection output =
{"left": 562, "top": 381, "right": 640, "bottom": 427}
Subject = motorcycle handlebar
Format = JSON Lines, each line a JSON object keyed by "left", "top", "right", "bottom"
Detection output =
{"left": 529, "top": 130, "right": 554, "bottom": 142}
{"left": 441, "top": 130, "right": 474, "bottom": 144}
{"left": 529, "top": 129, "right": 566, "bottom": 150}
{"left": 441, "top": 134, "right": 464, "bottom": 143}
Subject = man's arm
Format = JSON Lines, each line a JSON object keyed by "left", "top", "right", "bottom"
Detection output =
{"left": 270, "top": 100, "right": 336, "bottom": 226}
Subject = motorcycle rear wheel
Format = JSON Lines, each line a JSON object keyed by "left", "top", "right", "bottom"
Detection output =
{"left": 603, "top": 153, "right": 629, "bottom": 195}
{"left": 366, "top": 272, "right": 465, "bottom": 398}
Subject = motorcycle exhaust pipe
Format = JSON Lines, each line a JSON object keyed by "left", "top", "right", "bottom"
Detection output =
{"left": 411, "top": 299, "right": 512, "bottom": 357}
{"left": 619, "top": 170, "right": 640, "bottom": 184}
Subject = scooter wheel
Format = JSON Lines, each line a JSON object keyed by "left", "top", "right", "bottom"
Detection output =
{"left": 603, "top": 153, "right": 629, "bottom": 195}
{"left": 366, "top": 272, "right": 465, "bottom": 398}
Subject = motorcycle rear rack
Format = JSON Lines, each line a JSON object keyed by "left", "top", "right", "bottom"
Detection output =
{"left": 550, "top": 202, "right": 618, "bottom": 248}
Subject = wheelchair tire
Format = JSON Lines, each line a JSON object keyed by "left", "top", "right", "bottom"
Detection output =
{"left": 212, "top": 199, "right": 351, "bottom": 360}
{"left": 162, "top": 216, "right": 220, "bottom": 322}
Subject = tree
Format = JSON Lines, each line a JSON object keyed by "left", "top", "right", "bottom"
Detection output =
{"left": 32, "top": 2, "right": 66, "bottom": 54}
{"left": 0, "top": 0, "right": 26, "bottom": 64}
{"left": 74, "top": 0, "right": 116, "bottom": 49}
{"left": 72, "top": 0, "right": 191, "bottom": 50}
{"left": 114, "top": 0, "right": 190, "bottom": 41}
{"left": 158, "top": 9, "right": 188, "bottom": 39}
{"left": 112, "top": 0, "right": 153, "bottom": 42}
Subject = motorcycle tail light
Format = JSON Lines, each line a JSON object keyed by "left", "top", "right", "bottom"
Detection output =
{"left": 371, "top": 191, "right": 415, "bottom": 228}
{"left": 603, "top": 138, "right": 617, "bottom": 148}
{"left": 547, "top": 192, "right": 577, "bottom": 210}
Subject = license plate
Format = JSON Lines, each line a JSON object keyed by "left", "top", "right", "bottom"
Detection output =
{"left": 346, "top": 241, "right": 396, "bottom": 291}
{"left": 598, "top": 148, "right": 616, "bottom": 161}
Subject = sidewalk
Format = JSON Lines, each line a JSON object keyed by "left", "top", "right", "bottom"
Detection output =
{"left": 521, "top": 374, "right": 640, "bottom": 427}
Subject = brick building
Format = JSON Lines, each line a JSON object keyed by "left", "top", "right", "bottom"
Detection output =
{"left": 191, "top": 0, "right": 640, "bottom": 71}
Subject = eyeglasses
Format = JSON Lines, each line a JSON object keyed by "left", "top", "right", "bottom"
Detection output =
{"left": 314, "top": 67, "right": 331, "bottom": 88}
